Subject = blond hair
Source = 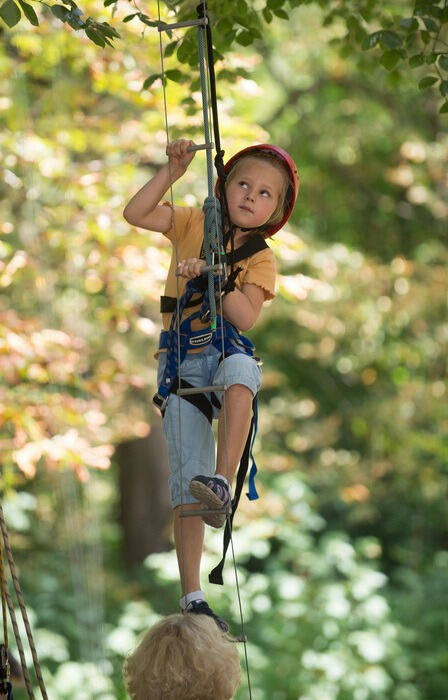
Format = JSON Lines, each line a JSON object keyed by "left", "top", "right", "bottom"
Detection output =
{"left": 123, "top": 613, "right": 242, "bottom": 700}
{"left": 225, "top": 152, "right": 291, "bottom": 236}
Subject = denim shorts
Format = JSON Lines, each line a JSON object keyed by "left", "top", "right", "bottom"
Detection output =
{"left": 157, "top": 345, "right": 262, "bottom": 506}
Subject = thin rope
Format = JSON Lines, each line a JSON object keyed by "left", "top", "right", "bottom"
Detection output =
{"left": 155, "top": 6, "right": 253, "bottom": 696}
{"left": 0, "top": 538, "right": 9, "bottom": 655}
{"left": 199, "top": 10, "right": 253, "bottom": 695}
{"left": 156, "top": 0, "right": 189, "bottom": 601}
{"left": 229, "top": 527, "right": 253, "bottom": 694}
{"left": 3, "top": 577, "right": 35, "bottom": 698}
{"left": 0, "top": 500, "right": 48, "bottom": 698}
{"left": 197, "top": 23, "right": 220, "bottom": 328}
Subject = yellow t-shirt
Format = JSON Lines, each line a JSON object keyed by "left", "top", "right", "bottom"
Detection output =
{"left": 161, "top": 204, "right": 277, "bottom": 333}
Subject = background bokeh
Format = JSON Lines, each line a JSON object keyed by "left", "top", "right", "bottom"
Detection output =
{"left": 1, "top": 1, "right": 447, "bottom": 697}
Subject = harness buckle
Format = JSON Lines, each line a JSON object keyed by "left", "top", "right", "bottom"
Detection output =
{"left": 153, "top": 392, "right": 169, "bottom": 413}
{"left": 200, "top": 308, "right": 211, "bottom": 324}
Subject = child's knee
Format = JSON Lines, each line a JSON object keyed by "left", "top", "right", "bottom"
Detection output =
{"left": 226, "top": 383, "right": 253, "bottom": 399}
{"left": 214, "top": 354, "right": 262, "bottom": 397}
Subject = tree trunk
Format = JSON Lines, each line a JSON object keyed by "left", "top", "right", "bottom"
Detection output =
{"left": 117, "top": 412, "right": 172, "bottom": 566}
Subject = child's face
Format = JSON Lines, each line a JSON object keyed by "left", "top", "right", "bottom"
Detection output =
{"left": 226, "top": 157, "right": 285, "bottom": 231}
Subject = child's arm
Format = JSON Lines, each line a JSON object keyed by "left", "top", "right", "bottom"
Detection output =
{"left": 221, "top": 284, "right": 265, "bottom": 331}
{"left": 176, "top": 259, "right": 265, "bottom": 331}
{"left": 123, "top": 139, "right": 196, "bottom": 233}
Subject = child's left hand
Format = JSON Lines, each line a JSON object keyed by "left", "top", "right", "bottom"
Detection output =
{"left": 176, "top": 258, "right": 205, "bottom": 279}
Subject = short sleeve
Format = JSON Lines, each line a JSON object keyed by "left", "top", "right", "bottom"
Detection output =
{"left": 163, "top": 204, "right": 204, "bottom": 244}
{"left": 243, "top": 248, "right": 277, "bottom": 300}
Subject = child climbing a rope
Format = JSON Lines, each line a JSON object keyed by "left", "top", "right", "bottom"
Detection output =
{"left": 124, "top": 139, "right": 298, "bottom": 631}
{"left": 123, "top": 612, "right": 241, "bottom": 699}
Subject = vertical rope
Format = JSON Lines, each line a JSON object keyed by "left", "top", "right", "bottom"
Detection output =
{"left": 156, "top": 0, "right": 189, "bottom": 602}
{"left": 197, "top": 22, "right": 219, "bottom": 327}
{"left": 3, "top": 579, "right": 35, "bottom": 698}
{"left": 0, "top": 501, "right": 48, "bottom": 699}
{"left": 199, "top": 4, "right": 253, "bottom": 697}
{"left": 0, "top": 539, "right": 9, "bottom": 655}
{"left": 154, "top": 5, "right": 253, "bottom": 696}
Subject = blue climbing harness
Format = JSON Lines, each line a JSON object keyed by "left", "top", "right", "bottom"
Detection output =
{"left": 152, "top": 246, "right": 262, "bottom": 514}
{"left": 154, "top": 279, "right": 255, "bottom": 411}
{"left": 152, "top": 191, "right": 268, "bottom": 583}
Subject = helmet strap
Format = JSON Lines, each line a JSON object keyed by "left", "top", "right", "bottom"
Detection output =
{"left": 239, "top": 225, "right": 268, "bottom": 233}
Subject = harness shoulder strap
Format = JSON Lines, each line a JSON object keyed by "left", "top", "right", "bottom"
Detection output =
{"left": 225, "top": 234, "right": 268, "bottom": 264}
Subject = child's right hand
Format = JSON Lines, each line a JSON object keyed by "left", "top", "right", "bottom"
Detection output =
{"left": 166, "top": 139, "right": 196, "bottom": 177}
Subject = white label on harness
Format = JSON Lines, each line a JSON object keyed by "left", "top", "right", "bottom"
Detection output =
{"left": 190, "top": 333, "right": 213, "bottom": 346}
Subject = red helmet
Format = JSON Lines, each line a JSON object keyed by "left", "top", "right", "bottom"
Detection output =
{"left": 215, "top": 144, "right": 299, "bottom": 235}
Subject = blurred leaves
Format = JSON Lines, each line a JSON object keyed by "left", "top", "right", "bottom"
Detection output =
{"left": 0, "top": 0, "right": 447, "bottom": 110}
{"left": 1, "top": 2, "right": 447, "bottom": 699}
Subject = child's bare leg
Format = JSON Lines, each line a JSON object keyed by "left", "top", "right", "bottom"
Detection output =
{"left": 216, "top": 383, "right": 253, "bottom": 484}
{"left": 173, "top": 504, "right": 204, "bottom": 595}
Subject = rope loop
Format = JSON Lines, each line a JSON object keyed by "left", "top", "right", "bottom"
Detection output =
{"left": 202, "top": 195, "right": 222, "bottom": 254}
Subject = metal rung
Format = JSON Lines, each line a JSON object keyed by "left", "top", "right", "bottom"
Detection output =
{"left": 201, "top": 263, "right": 224, "bottom": 274}
{"left": 158, "top": 17, "right": 208, "bottom": 32}
{"left": 186, "top": 142, "right": 214, "bottom": 152}
{"left": 179, "top": 507, "right": 230, "bottom": 518}
{"left": 175, "top": 262, "right": 223, "bottom": 278}
{"left": 228, "top": 634, "right": 247, "bottom": 644}
{"left": 177, "top": 384, "right": 226, "bottom": 396}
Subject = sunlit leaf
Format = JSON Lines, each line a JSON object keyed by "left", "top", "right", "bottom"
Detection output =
{"left": 51, "top": 4, "right": 69, "bottom": 21}
{"left": 418, "top": 75, "right": 438, "bottom": 89}
{"left": 409, "top": 53, "right": 424, "bottom": 68}
{"left": 165, "top": 68, "right": 187, "bottom": 84}
{"left": 380, "top": 49, "right": 401, "bottom": 70}
{"left": 235, "top": 30, "right": 253, "bottom": 46}
{"left": 379, "top": 30, "right": 402, "bottom": 49}
{"left": 0, "top": 0, "right": 21, "bottom": 27}
{"left": 85, "top": 27, "right": 106, "bottom": 46}
{"left": 439, "top": 80, "right": 448, "bottom": 97}
{"left": 273, "top": 8, "right": 288, "bottom": 20}
{"left": 164, "top": 40, "right": 178, "bottom": 58}
{"left": 262, "top": 7, "right": 273, "bottom": 23}
{"left": 17, "top": 0, "right": 38, "bottom": 25}
{"left": 399, "top": 17, "right": 418, "bottom": 31}
{"left": 362, "top": 31, "right": 380, "bottom": 50}
{"left": 421, "top": 16, "right": 439, "bottom": 32}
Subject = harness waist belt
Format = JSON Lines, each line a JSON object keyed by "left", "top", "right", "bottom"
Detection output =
{"left": 159, "top": 328, "right": 215, "bottom": 352}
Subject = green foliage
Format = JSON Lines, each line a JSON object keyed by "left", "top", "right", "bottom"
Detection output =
{"left": 1, "top": 3, "right": 447, "bottom": 699}
{"left": 1, "top": 0, "right": 448, "bottom": 110}
{"left": 0, "top": 0, "right": 21, "bottom": 27}
{"left": 248, "top": 6, "right": 447, "bottom": 259}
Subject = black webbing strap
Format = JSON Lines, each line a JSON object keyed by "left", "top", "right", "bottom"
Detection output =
{"left": 208, "top": 401, "right": 256, "bottom": 585}
{"left": 0, "top": 644, "right": 12, "bottom": 699}
{"left": 0, "top": 683, "right": 13, "bottom": 699}
{"left": 160, "top": 295, "right": 203, "bottom": 314}
{"left": 226, "top": 235, "right": 268, "bottom": 264}
{"left": 170, "top": 377, "right": 213, "bottom": 425}
{"left": 160, "top": 235, "right": 269, "bottom": 313}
